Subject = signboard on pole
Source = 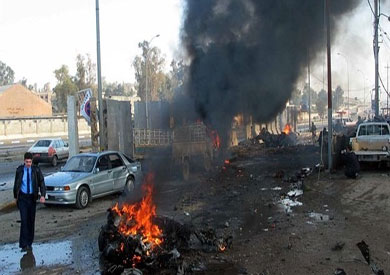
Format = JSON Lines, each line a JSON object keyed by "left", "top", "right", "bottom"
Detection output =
{"left": 78, "top": 88, "right": 92, "bottom": 124}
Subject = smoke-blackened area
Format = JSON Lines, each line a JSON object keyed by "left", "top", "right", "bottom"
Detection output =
{"left": 182, "top": 0, "right": 358, "bottom": 140}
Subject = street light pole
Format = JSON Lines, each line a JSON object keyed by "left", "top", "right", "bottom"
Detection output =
{"left": 337, "top": 52, "right": 349, "bottom": 117}
{"left": 145, "top": 34, "right": 160, "bottom": 130}
{"left": 95, "top": 0, "right": 105, "bottom": 151}
{"left": 326, "top": 0, "right": 333, "bottom": 171}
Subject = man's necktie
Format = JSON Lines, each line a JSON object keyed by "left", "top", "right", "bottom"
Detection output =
{"left": 27, "top": 168, "right": 30, "bottom": 194}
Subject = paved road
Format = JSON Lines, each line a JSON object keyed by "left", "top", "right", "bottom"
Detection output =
{"left": 0, "top": 137, "right": 91, "bottom": 152}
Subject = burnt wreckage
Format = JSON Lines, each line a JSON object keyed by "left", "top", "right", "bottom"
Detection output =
{"left": 98, "top": 182, "right": 232, "bottom": 274}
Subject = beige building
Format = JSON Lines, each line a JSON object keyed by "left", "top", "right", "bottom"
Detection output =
{"left": 0, "top": 84, "right": 52, "bottom": 117}
{"left": 34, "top": 90, "right": 52, "bottom": 103}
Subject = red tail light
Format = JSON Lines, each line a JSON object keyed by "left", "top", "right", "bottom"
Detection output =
{"left": 48, "top": 146, "right": 56, "bottom": 157}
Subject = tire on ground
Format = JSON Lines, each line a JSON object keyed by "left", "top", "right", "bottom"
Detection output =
{"left": 51, "top": 155, "right": 58, "bottom": 167}
{"left": 123, "top": 176, "right": 135, "bottom": 196}
{"left": 75, "top": 186, "right": 90, "bottom": 209}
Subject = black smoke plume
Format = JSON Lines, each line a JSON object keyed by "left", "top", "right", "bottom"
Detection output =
{"left": 181, "top": 0, "right": 359, "bottom": 143}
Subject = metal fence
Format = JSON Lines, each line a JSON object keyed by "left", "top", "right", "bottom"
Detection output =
{"left": 173, "top": 123, "right": 208, "bottom": 143}
{"left": 133, "top": 129, "right": 173, "bottom": 146}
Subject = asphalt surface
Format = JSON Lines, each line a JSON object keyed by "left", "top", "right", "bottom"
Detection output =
{"left": 0, "top": 138, "right": 91, "bottom": 154}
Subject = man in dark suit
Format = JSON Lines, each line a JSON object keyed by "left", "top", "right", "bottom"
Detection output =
{"left": 13, "top": 152, "right": 46, "bottom": 252}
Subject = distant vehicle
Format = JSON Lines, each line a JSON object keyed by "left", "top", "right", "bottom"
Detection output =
{"left": 350, "top": 122, "right": 390, "bottom": 162}
{"left": 28, "top": 138, "right": 69, "bottom": 167}
{"left": 333, "top": 117, "right": 355, "bottom": 127}
{"left": 44, "top": 151, "right": 142, "bottom": 209}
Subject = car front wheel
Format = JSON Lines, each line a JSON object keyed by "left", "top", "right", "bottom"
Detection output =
{"left": 124, "top": 177, "right": 135, "bottom": 196}
{"left": 75, "top": 186, "right": 90, "bottom": 209}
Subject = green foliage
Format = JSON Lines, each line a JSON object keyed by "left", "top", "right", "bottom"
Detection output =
{"left": 104, "top": 81, "right": 134, "bottom": 97}
{"left": 316, "top": 89, "right": 328, "bottom": 118}
{"left": 52, "top": 54, "right": 97, "bottom": 113}
{"left": 52, "top": 65, "right": 77, "bottom": 113}
{"left": 133, "top": 41, "right": 167, "bottom": 101}
{"left": 332, "top": 85, "right": 344, "bottom": 111}
{"left": 0, "top": 61, "right": 15, "bottom": 85}
{"left": 169, "top": 60, "right": 188, "bottom": 96}
{"left": 75, "top": 54, "right": 97, "bottom": 93}
{"left": 301, "top": 84, "right": 318, "bottom": 106}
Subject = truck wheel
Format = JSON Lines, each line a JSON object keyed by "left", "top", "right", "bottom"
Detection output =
{"left": 75, "top": 186, "right": 90, "bottom": 209}
{"left": 182, "top": 158, "right": 190, "bottom": 181}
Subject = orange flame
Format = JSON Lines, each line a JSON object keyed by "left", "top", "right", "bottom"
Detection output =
{"left": 210, "top": 130, "right": 221, "bottom": 149}
{"left": 282, "top": 124, "right": 292, "bottom": 135}
{"left": 132, "top": 255, "right": 141, "bottom": 268}
{"left": 111, "top": 173, "right": 163, "bottom": 250}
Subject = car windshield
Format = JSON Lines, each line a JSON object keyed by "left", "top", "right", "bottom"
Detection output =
{"left": 34, "top": 140, "right": 51, "bottom": 147}
{"left": 63, "top": 156, "right": 96, "bottom": 173}
{"left": 358, "top": 124, "right": 390, "bottom": 136}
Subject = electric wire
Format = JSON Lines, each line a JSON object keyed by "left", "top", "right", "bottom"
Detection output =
{"left": 367, "top": 0, "right": 375, "bottom": 16}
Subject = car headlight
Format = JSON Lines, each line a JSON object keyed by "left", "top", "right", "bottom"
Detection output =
{"left": 54, "top": 186, "right": 70, "bottom": 191}
{"left": 382, "top": 146, "right": 388, "bottom": 151}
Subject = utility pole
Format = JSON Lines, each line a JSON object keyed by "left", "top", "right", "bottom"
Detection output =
{"left": 386, "top": 63, "right": 390, "bottom": 116}
{"left": 96, "top": 0, "right": 105, "bottom": 150}
{"left": 326, "top": 0, "right": 333, "bottom": 171}
{"left": 374, "top": 0, "right": 380, "bottom": 116}
{"left": 308, "top": 48, "right": 311, "bottom": 130}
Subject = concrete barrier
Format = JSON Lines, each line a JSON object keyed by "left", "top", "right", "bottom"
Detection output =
{"left": 0, "top": 116, "right": 90, "bottom": 141}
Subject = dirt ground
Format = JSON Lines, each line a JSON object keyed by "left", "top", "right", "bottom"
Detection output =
{"left": 1, "top": 137, "right": 390, "bottom": 274}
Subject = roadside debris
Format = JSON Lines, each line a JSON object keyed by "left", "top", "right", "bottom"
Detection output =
{"left": 309, "top": 212, "right": 329, "bottom": 222}
{"left": 254, "top": 127, "right": 298, "bottom": 147}
{"left": 356, "top": 240, "right": 385, "bottom": 275}
{"left": 332, "top": 242, "right": 345, "bottom": 251}
{"left": 99, "top": 183, "right": 233, "bottom": 274}
{"left": 334, "top": 268, "right": 346, "bottom": 275}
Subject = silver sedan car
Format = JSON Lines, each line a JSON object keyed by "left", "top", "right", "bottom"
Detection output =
{"left": 44, "top": 151, "right": 142, "bottom": 208}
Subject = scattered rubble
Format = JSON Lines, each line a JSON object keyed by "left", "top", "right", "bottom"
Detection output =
{"left": 356, "top": 240, "right": 385, "bottom": 275}
{"left": 98, "top": 185, "right": 233, "bottom": 274}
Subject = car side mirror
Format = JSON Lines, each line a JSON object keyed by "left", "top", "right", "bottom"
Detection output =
{"left": 94, "top": 167, "right": 100, "bottom": 174}
{"left": 64, "top": 143, "right": 69, "bottom": 147}
{"left": 60, "top": 166, "right": 64, "bottom": 171}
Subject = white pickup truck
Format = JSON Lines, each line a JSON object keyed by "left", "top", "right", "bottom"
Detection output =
{"left": 351, "top": 122, "right": 390, "bottom": 162}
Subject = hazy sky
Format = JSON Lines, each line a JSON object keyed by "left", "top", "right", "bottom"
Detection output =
{"left": 0, "top": 0, "right": 183, "bottom": 87}
{"left": 1, "top": 0, "right": 390, "bottom": 105}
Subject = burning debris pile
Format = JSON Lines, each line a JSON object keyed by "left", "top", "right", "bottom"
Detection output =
{"left": 254, "top": 124, "right": 297, "bottom": 147}
{"left": 99, "top": 174, "right": 232, "bottom": 274}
